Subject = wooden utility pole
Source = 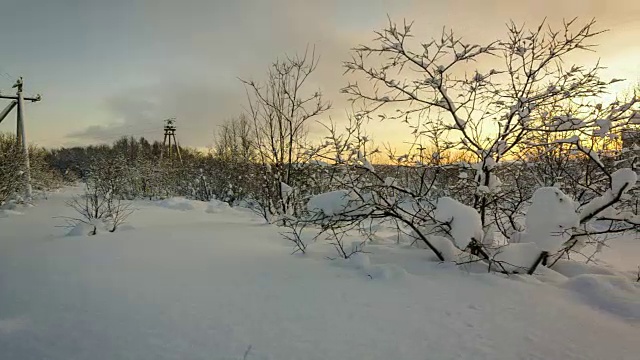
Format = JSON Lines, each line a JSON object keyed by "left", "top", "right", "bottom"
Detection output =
{"left": 0, "top": 77, "right": 41, "bottom": 200}
{"left": 159, "top": 117, "right": 182, "bottom": 163}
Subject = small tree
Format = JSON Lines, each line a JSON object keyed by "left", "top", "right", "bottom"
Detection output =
{"left": 242, "top": 46, "right": 331, "bottom": 222}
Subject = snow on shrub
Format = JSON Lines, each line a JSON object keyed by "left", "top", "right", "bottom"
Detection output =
{"left": 307, "top": 190, "right": 359, "bottom": 217}
{"left": 434, "top": 197, "right": 483, "bottom": 249}
{"left": 280, "top": 182, "right": 293, "bottom": 200}
{"left": 426, "top": 235, "right": 459, "bottom": 262}
{"left": 493, "top": 243, "right": 542, "bottom": 273}
{"left": 611, "top": 168, "right": 637, "bottom": 195}
{"left": 520, "top": 187, "right": 578, "bottom": 252}
{"left": 408, "top": 232, "right": 460, "bottom": 262}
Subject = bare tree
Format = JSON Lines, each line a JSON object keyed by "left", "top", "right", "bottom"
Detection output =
{"left": 61, "top": 152, "right": 135, "bottom": 235}
{"left": 325, "top": 17, "right": 640, "bottom": 272}
{"left": 242, "top": 46, "right": 331, "bottom": 222}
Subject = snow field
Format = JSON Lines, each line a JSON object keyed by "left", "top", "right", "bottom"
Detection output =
{"left": 1, "top": 188, "right": 639, "bottom": 360}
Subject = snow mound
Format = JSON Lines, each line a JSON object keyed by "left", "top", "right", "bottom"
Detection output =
{"left": 348, "top": 252, "right": 371, "bottom": 269}
{"left": 0, "top": 209, "right": 23, "bottom": 218}
{"left": 307, "top": 190, "right": 358, "bottom": 217}
{"left": 367, "top": 263, "right": 407, "bottom": 280}
{"left": 205, "top": 199, "right": 232, "bottom": 214}
{"left": 66, "top": 222, "right": 96, "bottom": 237}
{"left": 65, "top": 220, "right": 133, "bottom": 237}
{"left": 426, "top": 235, "right": 459, "bottom": 261}
{"left": 563, "top": 274, "right": 640, "bottom": 320}
{"left": 66, "top": 220, "right": 112, "bottom": 237}
{"left": 332, "top": 253, "right": 407, "bottom": 280}
{"left": 406, "top": 231, "right": 460, "bottom": 262}
{"left": 434, "top": 197, "right": 483, "bottom": 248}
{"left": 551, "top": 260, "right": 619, "bottom": 278}
{"left": 493, "top": 243, "right": 541, "bottom": 273}
{"left": 157, "top": 197, "right": 196, "bottom": 211}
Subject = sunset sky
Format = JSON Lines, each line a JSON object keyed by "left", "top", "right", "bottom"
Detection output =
{"left": 0, "top": 0, "right": 638, "bottom": 149}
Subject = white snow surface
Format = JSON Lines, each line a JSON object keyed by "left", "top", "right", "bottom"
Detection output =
{"left": 1, "top": 187, "right": 639, "bottom": 360}
{"left": 157, "top": 197, "right": 198, "bottom": 211}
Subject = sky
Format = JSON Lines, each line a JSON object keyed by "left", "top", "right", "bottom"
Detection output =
{"left": 0, "top": 0, "right": 639, "bottom": 149}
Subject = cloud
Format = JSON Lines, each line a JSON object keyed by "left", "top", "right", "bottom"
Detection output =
{"left": 68, "top": 79, "right": 244, "bottom": 147}
{"left": 64, "top": 0, "right": 640, "bottom": 148}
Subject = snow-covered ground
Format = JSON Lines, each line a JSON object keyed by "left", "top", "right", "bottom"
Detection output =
{"left": 1, "top": 188, "right": 639, "bottom": 360}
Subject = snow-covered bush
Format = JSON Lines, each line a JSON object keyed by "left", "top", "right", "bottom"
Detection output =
{"left": 0, "top": 133, "right": 24, "bottom": 205}
{"left": 62, "top": 182, "right": 134, "bottom": 236}
{"left": 283, "top": 17, "right": 640, "bottom": 274}
{"left": 0, "top": 133, "right": 63, "bottom": 205}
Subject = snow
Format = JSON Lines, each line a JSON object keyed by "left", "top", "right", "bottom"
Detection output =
{"left": 0, "top": 209, "right": 23, "bottom": 218}
{"left": 280, "top": 182, "right": 293, "bottom": 199}
{"left": 356, "top": 151, "right": 375, "bottom": 172}
{"left": 427, "top": 235, "right": 460, "bottom": 261}
{"left": 66, "top": 221, "right": 98, "bottom": 236}
{"left": 205, "top": 199, "right": 232, "bottom": 214}
{"left": 597, "top": 235, "right": 640, "bottom": 273}
{"left": 157, "top": 197, "right": 197, "bottom": 211}
{"left": 522, "top": 187, "right": 578, "bottom": 252}
{"left": 434, "top": 197, "right": 483, "bottom": 248}
{"left": 611, "top": 168, "right": 637, "bottom": 195}
{"left": 306, "top": 190, "right": 358, "bottom": 217}
{"left": 407, "top": 232, "right": 461, "bottom": 261}
{"left": 562, "top": 274, "right": 640, "bottom": 320}
{"left": 553, "top": 135, "right": 580, "bottom": 144}
{"left": 594, "top": 119, "right": 612, "bottom": 137}
{"left": 493, "top": 243, "right": 542, "bottom": 273}
{"left": 580, "top": 168, "right": 637, "bottom": 221}
{"left": 1, "top": 188, "right": 640, "bottom": 360}
{"left": 550, "top": 115, "right": 585, "bottom": 130}
{"left": 551, "top": 259, "right": 620, "bottom": 278}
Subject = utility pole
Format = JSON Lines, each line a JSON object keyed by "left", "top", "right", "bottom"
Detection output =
{"left": 159, "top": 117, "right": 182, "bottom": 163}
{"left": 0, "top": 77, "right": 41, "bottom": 201}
